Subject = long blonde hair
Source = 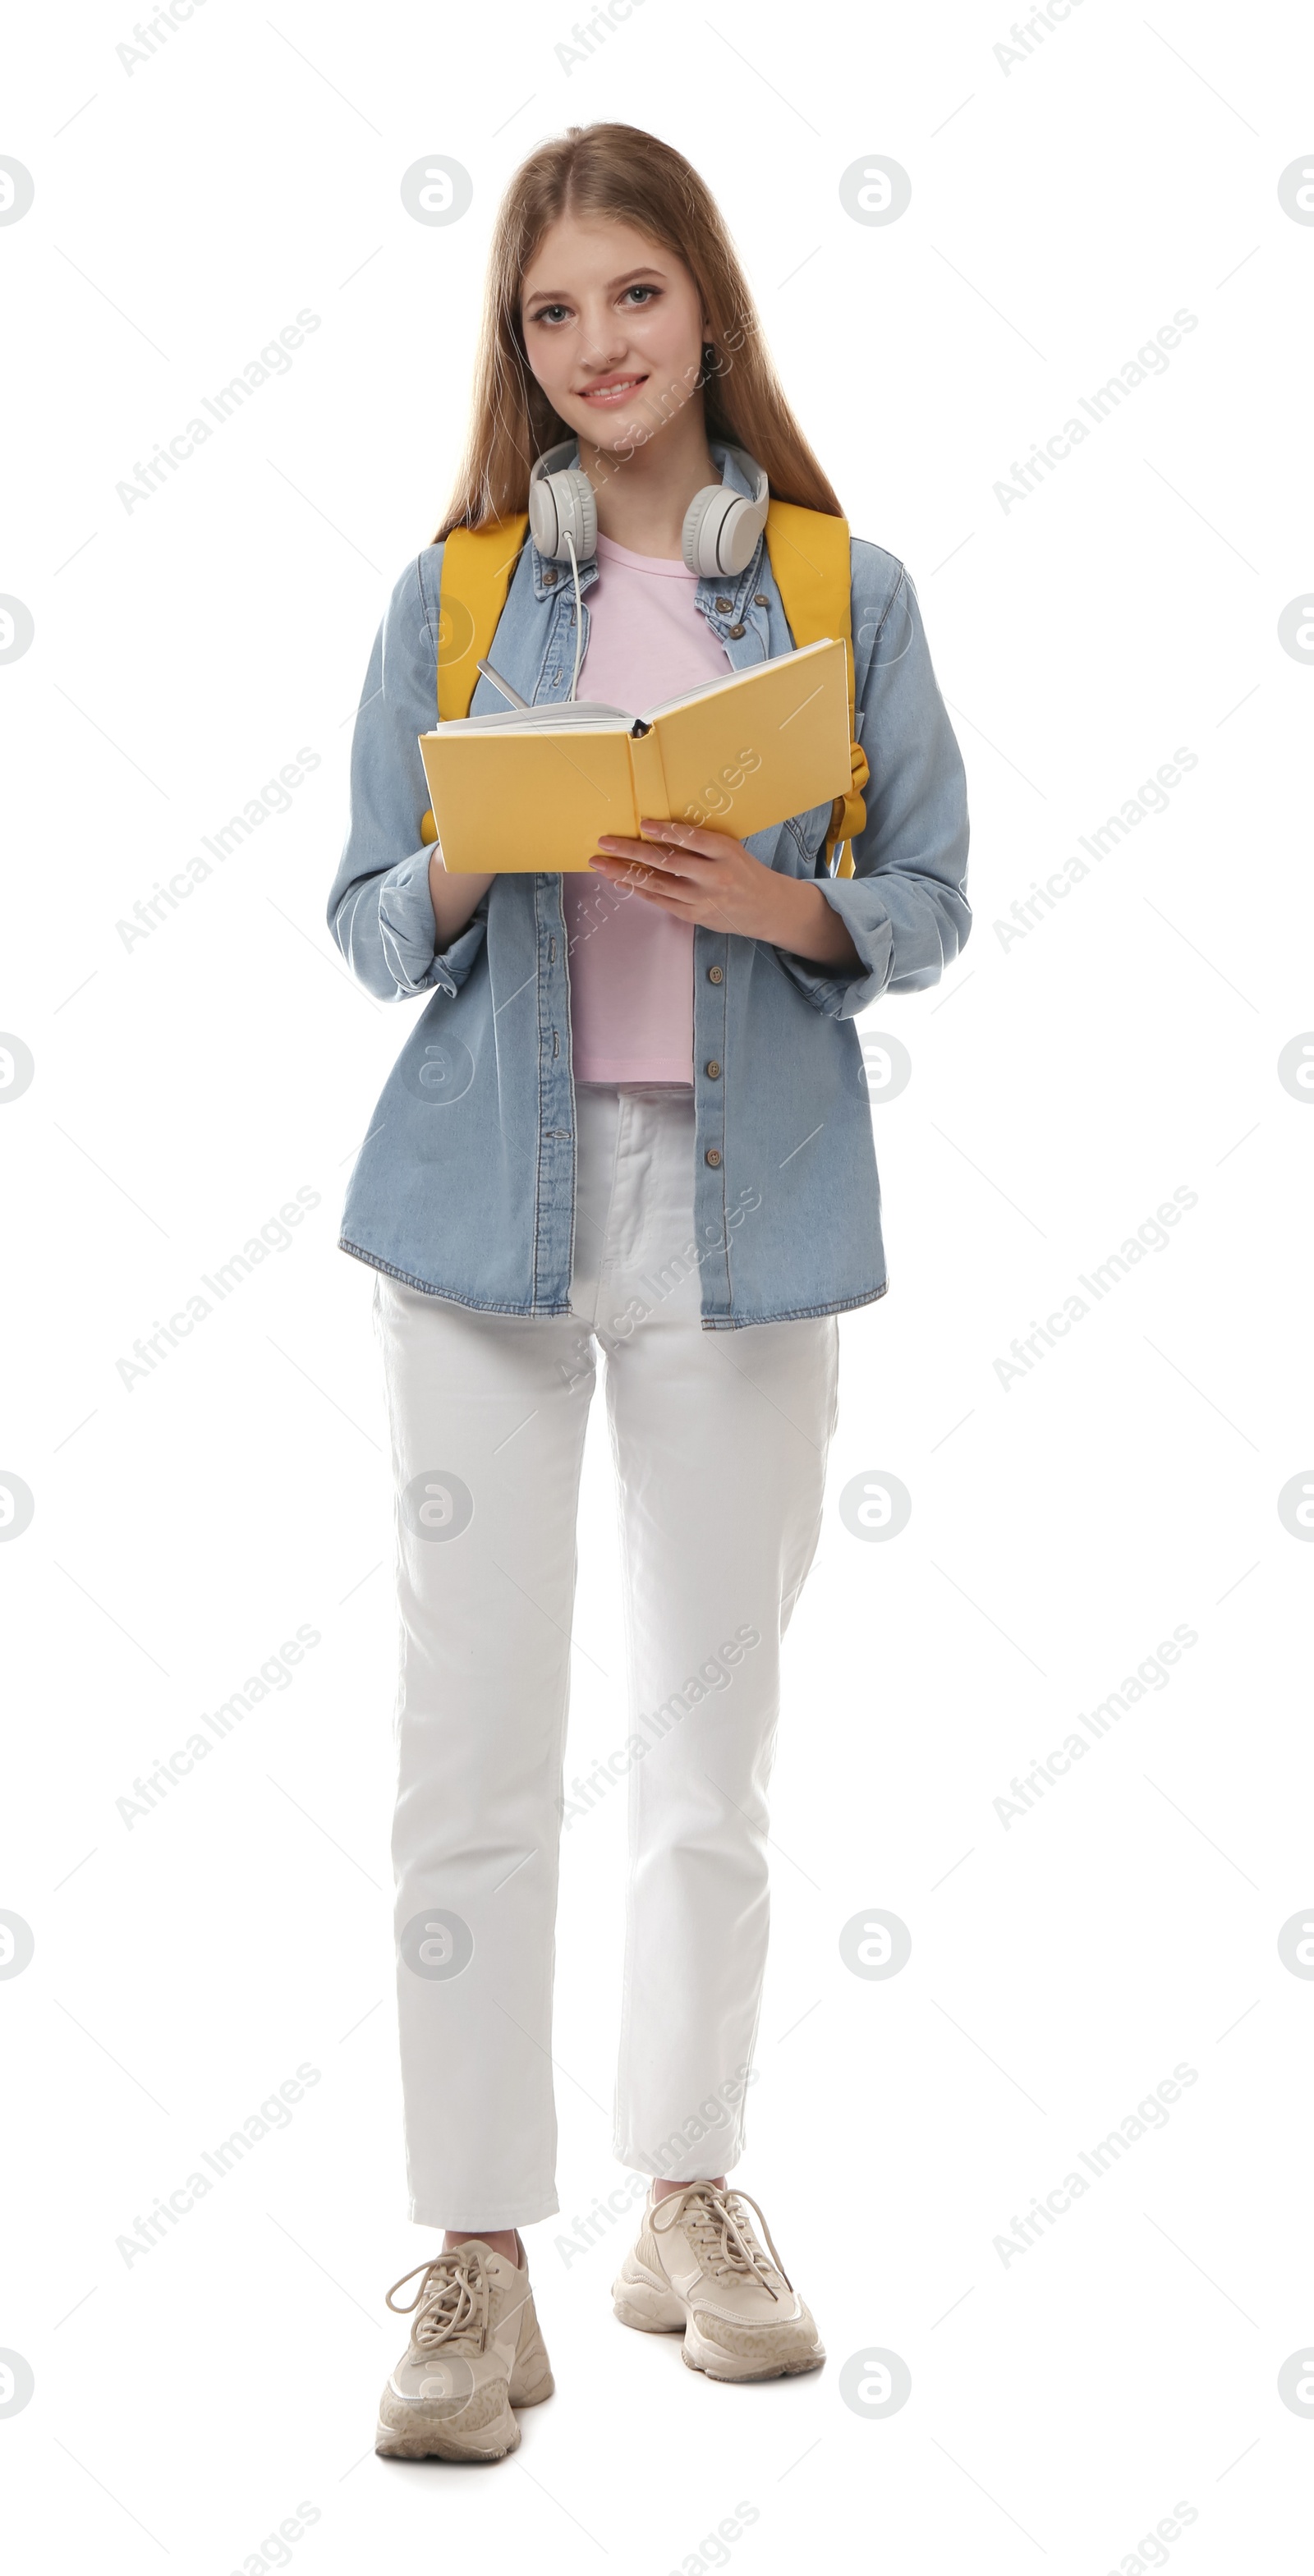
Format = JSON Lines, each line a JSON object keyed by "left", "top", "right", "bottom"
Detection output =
{"left": 434, "top": 122, "right": 843, "bottom": 540}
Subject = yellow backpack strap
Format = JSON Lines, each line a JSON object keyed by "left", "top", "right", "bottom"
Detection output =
{"left": 764, "top": 501, "right": 870, "bottom": 879}
{"left": 419, "top": 514, "right": 531, "bottom": 844}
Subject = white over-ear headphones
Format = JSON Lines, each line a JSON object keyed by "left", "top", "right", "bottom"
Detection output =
{"left": 526, "top": 438, "right": 770, "bottom": 579}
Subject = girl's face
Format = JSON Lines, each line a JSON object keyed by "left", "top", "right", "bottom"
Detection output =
{"left": 520, "top": 215, "right": 709, "bottom": 458}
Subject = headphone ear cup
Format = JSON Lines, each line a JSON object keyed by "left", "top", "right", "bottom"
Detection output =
{"left": 682, "top": 484, "right": 765, "bottom": 579}
{"left": 680, "top": 484, "right": 722, "bottom": 576}
{"left": 558, "top": 467, "right": 597, "bottom": 561}
{"left": 526, "top": 470, "right": 557, "bottom": 557}
{"left": 528, "top": 466, "right": 597, "bottom": 562}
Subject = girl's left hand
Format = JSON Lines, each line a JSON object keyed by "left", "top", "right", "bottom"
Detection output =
{"left": 588, "top": 817, "right": 862, "bottom": 969}
{"left": 589, "top": 817, "right": 785, "bottom": 942}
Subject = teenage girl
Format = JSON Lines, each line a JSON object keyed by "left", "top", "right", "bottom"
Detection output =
{"left": 328, "top": 120, "right": 970, "bottom": 2463}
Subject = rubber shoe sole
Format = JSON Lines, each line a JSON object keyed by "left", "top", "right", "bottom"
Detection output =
{"left": 612, "top": 2256, "right": 824, "bottom": 2383}
{"left": 374, "top": 2397, "right": 520, "bottom": 2464}
{"left": 374, "top": 2329, "right": 555, "bottom": 2462}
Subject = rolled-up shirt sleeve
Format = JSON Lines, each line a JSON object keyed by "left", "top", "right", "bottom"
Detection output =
{"left": 326, "top": 550, "right": 490, "bottom": 1002}
{"left": 773, "top": 558, "right": 971, "bottom": 1019}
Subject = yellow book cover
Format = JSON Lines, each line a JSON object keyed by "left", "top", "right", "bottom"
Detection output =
{"left": 418, "top": 636, "right": 852, "bottom": 873}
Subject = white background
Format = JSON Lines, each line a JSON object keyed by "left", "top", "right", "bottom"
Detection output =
{"left": 2, "top": 1, "right": 1312, "bottom": 2568}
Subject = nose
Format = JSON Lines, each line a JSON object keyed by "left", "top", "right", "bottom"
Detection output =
{"left": 576, "top": 305, "right": 631, "bottom": 371}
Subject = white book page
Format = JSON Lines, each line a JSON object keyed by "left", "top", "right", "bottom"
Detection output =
{"left": 431, "top": 700, "right": 634, "bottom": 735}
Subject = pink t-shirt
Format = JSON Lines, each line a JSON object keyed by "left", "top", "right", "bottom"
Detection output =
{"left": 562, "top": 534, "right": 729, "bottom": 1083}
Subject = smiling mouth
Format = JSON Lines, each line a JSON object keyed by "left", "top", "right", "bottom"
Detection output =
{"left": 577, "top": 373, "right": 649, "bottom": 405}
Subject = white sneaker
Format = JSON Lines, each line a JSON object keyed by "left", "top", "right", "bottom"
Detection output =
{"left": 376, "top": 2237, "right": 554, "bottom": 2461}
{"left": 612, "top": 2183, "right": 825, "bottom": 2381}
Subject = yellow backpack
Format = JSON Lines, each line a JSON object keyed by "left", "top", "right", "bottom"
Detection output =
{"left": 420, "top": 502, "right": 869, "bottom": 877}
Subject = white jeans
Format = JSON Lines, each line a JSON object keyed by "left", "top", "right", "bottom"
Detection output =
{"left": 374, "top": 1082, "right": 838, "bottom": 2229}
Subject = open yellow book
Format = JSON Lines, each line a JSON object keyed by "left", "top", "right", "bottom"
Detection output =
{"left": 417, "top": 636, "right": 853, "bottom": 874}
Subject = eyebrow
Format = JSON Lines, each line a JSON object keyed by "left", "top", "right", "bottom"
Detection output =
{"left": 523, "top": 264, "right": 668, "bottom": 307}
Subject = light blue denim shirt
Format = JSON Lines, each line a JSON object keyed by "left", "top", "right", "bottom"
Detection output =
{"left": 328, "top": 443, "right": 970, "bottom": 1327}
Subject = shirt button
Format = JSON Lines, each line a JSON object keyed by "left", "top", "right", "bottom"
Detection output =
{"left": 753, "top": 592, "right": 769, "bottom": 607}
{"left": 707, "top": 964, "right": 724, "bottom": 984}
{"left": 543, "top": 567, "right": 558, "bottom": 587}
{"left": 705, "top": 1059, "right": 721, "bottom": 1078}
{"left": 705, "top": 1147, "right": 722, "bottom": 1168}
{"left": 714, "top": 596, "right": 733, "bottom": 613}
{"left": 728, "top": 622, "right": 746, "bottom": 639}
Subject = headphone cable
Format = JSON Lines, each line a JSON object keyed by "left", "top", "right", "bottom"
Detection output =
{"left": 564, "top": 530, "right": 585, "bottom": 702}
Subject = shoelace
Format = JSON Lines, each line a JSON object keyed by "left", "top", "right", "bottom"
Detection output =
{"left": 384, "top": 2248, "right": 490, "bottom": 2353}
{"left": 651, "top": 2184, "right": 792, "bottom": 2301}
